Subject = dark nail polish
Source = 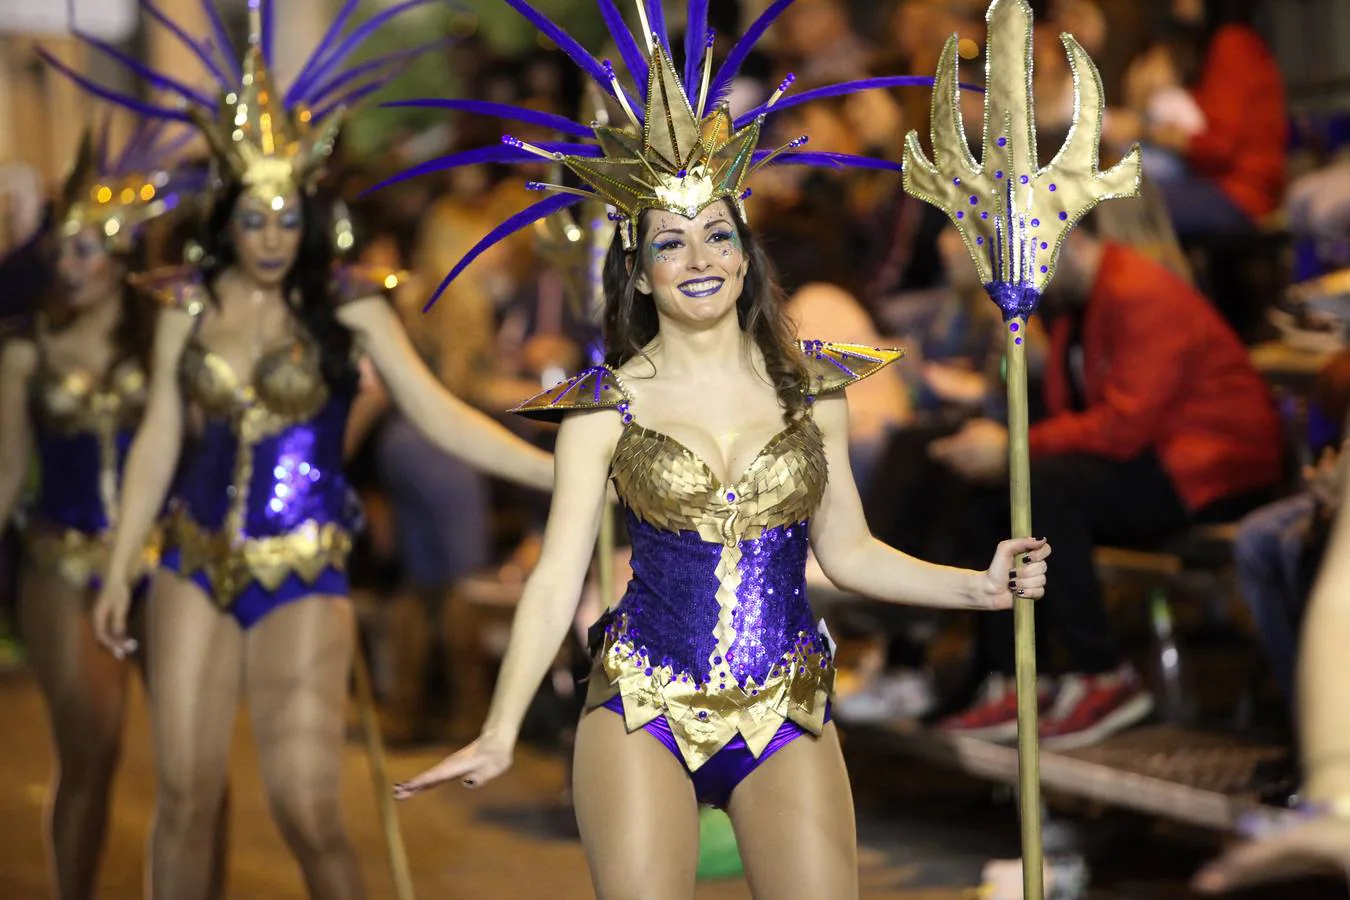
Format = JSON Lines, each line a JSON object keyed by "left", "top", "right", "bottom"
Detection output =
{"left": 1008, "top": 569, "right": 1017, "bottom": 577}
{"left": 1008, "top": 579, "right": 1016, "bottom": 588}
{"left": 1022, "top": 555, "right": 1031, "bottom": 564}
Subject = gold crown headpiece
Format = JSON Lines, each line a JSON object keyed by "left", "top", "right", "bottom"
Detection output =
{"left": 55, "top": 118, "right": 197, "bottom": 253}
{"left": 371, "top": 0, "right": 939, "bottom": 310}
{"left": 42, "top": 0, "right": 442, "bottom": 206}
{"left": 186, "top": 5, "right": 344, "bottom": 205}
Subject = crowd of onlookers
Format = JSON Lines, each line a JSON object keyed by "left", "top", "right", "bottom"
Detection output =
{"left": 4, "top": 0, "right": 1350, "bottom": 843}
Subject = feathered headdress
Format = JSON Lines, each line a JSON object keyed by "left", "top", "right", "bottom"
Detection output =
{"left": 370, "top": 0, "right": 948, "bottom": 310}
{"left": 41, "top": 0, "right": 448, "bottom": 205}
{"left": 56, "top": 113, "right": 200, "bottom": 252}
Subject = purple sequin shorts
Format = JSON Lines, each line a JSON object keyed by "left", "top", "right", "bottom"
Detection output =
{"left": 161, "top": 547, "right": 349, "bottom": 629}
{"left": 600, "top": 693, "right": 830, "bottom": 809}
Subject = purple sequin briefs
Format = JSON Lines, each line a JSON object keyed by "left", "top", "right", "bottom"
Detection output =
{"left": 600, "top": 693, "right": 829, "bottom": 808}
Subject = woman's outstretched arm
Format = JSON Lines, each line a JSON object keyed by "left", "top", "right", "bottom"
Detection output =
{"left": 392, "top": 406, "right": 621, "bottom": 797}
{"left": 338, "top": 298, "right": 554, "bottom": 493}
{"left": 809, "top": 391, "right": 1049, "bottom": 610}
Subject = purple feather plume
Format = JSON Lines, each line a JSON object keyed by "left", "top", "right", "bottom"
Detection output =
{"left": 683, "top": 0, "right": 709, "bottom": 87}
{"left": 302, "top": 38, "right": 454, "bottom": 107}
{"left": 735, "top": 76, "right": 940, "bottom": 127}
{"left": 72, "top": 27, "right": 215, "bottom": 107}
{"left": 37, "top": 46, "right": 195, "bottom": 122}
{"left": 751, "top": 149, "right": 903, "bottom": 172}
{"left": 286, "top": 0, "right": 363, "bottom": 103}
{"left": 381, "top": 99, "right": 592, "bottom": 138}
{"left": 138, "top": 0, "right": 231, "bottom": 87}
{"left": 502, "top": 0, "right": 610, "bottom": 88}
{"left": 644, "top": 0, "right": 670, "bottom": 54}
{"left": 295, "top": 0, "right": 437, "bottom": 105}
{"left": 198, "top": 1, "right": 241, "bottom": 81}
{"left": 361, "top": 141, "right": 603, "bottom": 196}
{"left": 423, "top": 193, "right": 585, "bottom": 312}
{"left": 260, "top": 0, "right": 275, "bottom": 66}
{"left": 596, "top": 0, "right": 648, "bottom": 96}
{"left": 709, "top": 0, "right": 795, "bottom": 105}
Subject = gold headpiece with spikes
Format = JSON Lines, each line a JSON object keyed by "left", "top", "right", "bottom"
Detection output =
{"left": 57, "top": 129, "right": 176, "bottom": 253}
{"left": 513, "top": 26, "right": 799, "bottom": 252}
{"left": 187, "top": 3, "right": 343, "bottom": 204}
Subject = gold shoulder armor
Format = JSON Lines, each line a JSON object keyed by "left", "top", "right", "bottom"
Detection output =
{"left": 799, "top": 340, "right": 906, "bottom": 396}
{"left": 128, "top": 265, "right": 206, "bottom": 316}
{"left": 331, "top": 263, "right": 408, "bottom": 307}
{"left": 510, "top": 365, "right": 630, "bottom": 423}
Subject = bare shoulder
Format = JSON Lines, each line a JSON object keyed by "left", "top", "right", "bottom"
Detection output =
{"left": 555, "top": 405, "right": 625, "bottom": 465}
{"left": 810, "top": 390, "right": 850, "bottom": 438}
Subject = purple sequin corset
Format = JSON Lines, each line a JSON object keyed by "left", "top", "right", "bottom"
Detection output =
{"left": 608, "top": 511, "right": 823, "bottom": 687}
{"left": 173, "top": 398, "right": 353, "bottom": 537}
{"left": 165, "top": 395, "right": 356, "bottom": 606}
{"left": 514, "top": 347, "right": 906, "bottom": 770}
{"left": 30, "top": 429, "right": 132, "bottom": 533}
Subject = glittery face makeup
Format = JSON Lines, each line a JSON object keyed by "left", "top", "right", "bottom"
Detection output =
{"left": 57, "top": 228, "right": 121, "bottom": 311}
{"left": 635, "top": 200, "right": 747, "bottom": 327}
{"left": 230, "top": 191, "right": 303, "bottom": 289}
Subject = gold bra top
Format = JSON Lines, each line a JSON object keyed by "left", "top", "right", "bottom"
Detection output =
{"left": 31, "top": 355, "right": 147, "bottom": 435}
{"left": 514, "top": 341, "right": 905, "bottom": 544}
{"left": 131, "top": 264, "right": 407, "bottom": 423}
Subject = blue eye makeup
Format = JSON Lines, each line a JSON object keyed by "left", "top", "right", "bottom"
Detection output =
{"left": 279, "top": 210, "right": 302, "bottom": 230}
{"left": 236, "top": 211, "right": 267, "bottom": 230}
{"left": 650, "top": 238, "right": 683, "bottom": 255}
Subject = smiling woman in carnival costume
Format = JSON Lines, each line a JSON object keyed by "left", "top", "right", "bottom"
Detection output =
{"left": 43, "top": 2, "right": 555, "bottom": 897}
{"left": 381, "top": 2, "right": 1051, "bottom": 896}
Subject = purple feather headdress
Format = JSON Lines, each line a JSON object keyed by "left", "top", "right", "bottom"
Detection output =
{"left": 41, "top": 0, "right": 449, "bottom": 203}
{"left": 371, "top": 0, "right": 945, "bottom": 311}
{"left": 56, "top": 110, "right": 204, "bottom": 252}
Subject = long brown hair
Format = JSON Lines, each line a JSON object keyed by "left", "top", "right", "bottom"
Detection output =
{"left": 601, "top": 207, "right": 807, "bottom": 422}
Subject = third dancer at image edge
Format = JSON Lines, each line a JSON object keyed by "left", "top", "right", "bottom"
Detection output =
{"left": 41, "top": 3, "right": 555, "bottom": 899}
{"left": 899, "top": 1, "right": 1142, "bottom": 896}
{"left": 0, "top": 114, "right": 219, "bottom": 900}
{"left": 378, "top": 1, "right": 1048, "bottom": 898}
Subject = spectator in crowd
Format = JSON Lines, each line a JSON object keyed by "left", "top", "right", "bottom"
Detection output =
{"left": 1234, "top": 349, "right": 1350, "bottom": 706}
{"left": 1104, "top": 0, "right": 1287, "bottom": 236}
{"left": 932, "top": 215, "right": 1283, "bottom": 749}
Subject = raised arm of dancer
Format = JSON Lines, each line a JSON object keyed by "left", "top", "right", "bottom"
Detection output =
{"left": 338, "top": 298, "right": 554, "bottom": 493}
{"left": 810, "top": 391, "right": 1050, "bottom": 610}
{"left": 0, "top": 339, "right": 36, "bottom": 529}
{"left": 91, "top": 309, "right": 194, "bottom": 654}
{"left": 391, "top": 408, "right": 621, "bottom": 798}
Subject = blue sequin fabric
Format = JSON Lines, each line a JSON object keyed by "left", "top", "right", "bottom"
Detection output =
{"left": 145, "top": 268, "right": 363, "bottom": 615}
{"left": 514, "top": 341, "right": 903, "bottom": 770}
{"left": 24, "top": 355, "right": 152, "bottom": 586}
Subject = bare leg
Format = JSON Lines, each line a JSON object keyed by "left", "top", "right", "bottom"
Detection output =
{"left": 245, "top": 595, "right": 364, "bottom": 900}
{"left": 725, "top": 723, "right": 859, "bottom": 900}
{"left": 18, "top": 571, "right": 130, "bottom": 900}
{"left": 572, "top": 707, "right": 701, "bottom": 900}
{"left": 145, "top": 572, "right": 243, "bottom": 900}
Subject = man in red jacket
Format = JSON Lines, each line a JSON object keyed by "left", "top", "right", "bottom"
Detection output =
{"left": 929, "top": 226, "right": 1283, "bottom": 749}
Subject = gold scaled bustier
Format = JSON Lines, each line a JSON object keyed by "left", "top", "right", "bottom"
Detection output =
{"left": 513, "top": 341, "right": 904, "bottom": 769}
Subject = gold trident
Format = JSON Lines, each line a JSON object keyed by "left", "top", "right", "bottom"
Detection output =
{"left": 902, "top": 2, "right": 1141, "bottom": 898}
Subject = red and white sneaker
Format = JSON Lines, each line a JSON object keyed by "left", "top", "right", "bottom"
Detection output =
{"left": 938, "top": 674, "right": 1052, "bottom": 743}
{"left": 1039, "top": 665, "right": 1154, "bottom": 751}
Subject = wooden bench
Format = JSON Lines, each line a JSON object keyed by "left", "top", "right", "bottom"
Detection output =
{"left": 1093, "top": 522, "right": 1241, "bottom": 723}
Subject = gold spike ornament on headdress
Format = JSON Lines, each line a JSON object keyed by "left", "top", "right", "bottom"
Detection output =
{"left": 187, "top": 2, "right": 342, "bottom": 205}
{"left": 58, "top": 130, "right": 176, "bottom": 253}
{"left": 513, "top": 35, "right": 795, "bottom": 251}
